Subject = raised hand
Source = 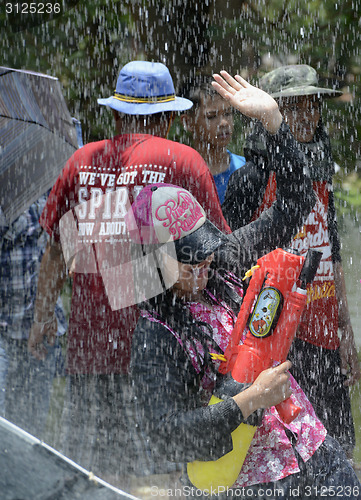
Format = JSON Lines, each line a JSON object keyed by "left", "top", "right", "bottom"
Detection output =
{"left": 212, "top": 70, "right": 282, "bottom": 134}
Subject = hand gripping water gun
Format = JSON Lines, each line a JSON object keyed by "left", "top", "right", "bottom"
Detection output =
{"left": 187, "top": 248, "right": 322, "bottom": 490}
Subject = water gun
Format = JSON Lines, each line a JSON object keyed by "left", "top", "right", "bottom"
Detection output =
{"left": 187, "top": 248, "right": 322, "bottom": 490}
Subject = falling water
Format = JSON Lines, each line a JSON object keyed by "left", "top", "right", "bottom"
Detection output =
{"left": 0, "top": 0, "right": 361, "bottom": 497}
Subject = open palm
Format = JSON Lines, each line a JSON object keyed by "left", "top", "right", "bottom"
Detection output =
{"left": 212, "top": 71, "right": 282, "bottom": 132}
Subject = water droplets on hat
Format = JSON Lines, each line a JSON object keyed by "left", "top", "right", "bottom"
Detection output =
{"left": 125, "top": 183, "right": 228, "bottom": 264}
{"left": 259, "top": 65, "right": 343, "bottom": 99}
{"left": 98, "top": 61, "right": 193, "bottom": 115}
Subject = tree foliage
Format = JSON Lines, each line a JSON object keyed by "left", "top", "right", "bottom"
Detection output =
{"left": 0, "top": 0, "right": 360, "bottom": 172}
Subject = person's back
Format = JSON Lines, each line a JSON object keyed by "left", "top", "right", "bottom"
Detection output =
{"left": 44, "top": 130, "right": 229, "bottom": 374}
{"left": 30, "top": 61, "right": 231, "bottom": 479}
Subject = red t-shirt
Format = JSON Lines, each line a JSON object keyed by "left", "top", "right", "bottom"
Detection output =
{"left": 41, "top": 134, "right": 230, "bottom": 374}
{"left": 254, "top": 177, "right": 339, "bottom": 350}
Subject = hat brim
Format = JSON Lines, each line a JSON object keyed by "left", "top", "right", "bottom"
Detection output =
{"left": 172, "top": 219, "right": 229, "bottom": 265}
{"left": 271, "top": 86, "right": 343, "bottom": 99}
{"left": 97, "top": 96, "right": 193, "bottom": 115}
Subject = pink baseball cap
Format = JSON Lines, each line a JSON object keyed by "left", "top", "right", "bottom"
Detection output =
{"left": 126, "top": 183, "right": 228, "bottom": 264}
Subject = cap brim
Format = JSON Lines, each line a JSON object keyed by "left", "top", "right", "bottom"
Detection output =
{"left": 173, "top": 219, "right": 228, "bottom": 264}
{"left": 97, "top": 96, "right": 193, "bottom": 115}
{"left": 271, "top": 86, "right": 343, "bottom": 98}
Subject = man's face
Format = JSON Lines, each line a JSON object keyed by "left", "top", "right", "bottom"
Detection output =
{"left": 188, "top": 94, "right": 234, "bottom": 149}
{"left": 278, "top": 95, "right": 321, "bottom": 143}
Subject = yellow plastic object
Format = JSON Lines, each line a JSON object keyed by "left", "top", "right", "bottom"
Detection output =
{"left": 209, "top": 353, "right": 227, "bottom": 363}
{"left": 187, "top": 395, "right": 257, "bottom": 491}
{"left": 242, "top": 265, "right": 260, "bottom": 281}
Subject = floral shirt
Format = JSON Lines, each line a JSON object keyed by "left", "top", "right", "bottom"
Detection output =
{"left": 142, "top": 290, "right": 326, "bottom": 487}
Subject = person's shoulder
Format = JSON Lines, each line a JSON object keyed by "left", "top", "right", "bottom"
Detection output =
{"left": 134, "top": 314, "right": 172, "bottom": 338}
{"left": 228, "top": 150, "right": 245, "bottom": 162}
{"left": 228, "top": 161, "right": 248, "bottom": 182}
{"left": 67, "top": 137, "right": 129, "bottom": 171}
{"left": 65, "top": 138, "right": 108, "bottom": 162}
{"left": 133, "top": 314, "right": 181, "bottom": 351}
{"left": 228, "top": 151, "right": 246, "bottom": 173}
{"left": 78, "top": 138, "right": 109, "bottom": 151}
{"left": 150, "top": 136, "right": 205, "bottom": 160}
{"left": 140, "top": 137, "right": 210, "bottom": 177}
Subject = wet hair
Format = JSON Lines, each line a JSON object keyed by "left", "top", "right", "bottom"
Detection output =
{"left": 141, "top": 288, "right": 223, "bottom": 377}
{"left": 140, "top": 267, "right": 243, "bottom": 375}
{"left": 180, "top": 74, "right": 219, "bottom": 112}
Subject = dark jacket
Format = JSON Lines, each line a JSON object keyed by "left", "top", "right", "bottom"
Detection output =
{"left": 222, "top": 120, "right": 341, "bottom": 263}
{"left": 130, "top": 121, "right": 316, "bottom": 471}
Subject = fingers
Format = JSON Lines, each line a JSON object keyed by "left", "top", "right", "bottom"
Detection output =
{"left": 234, "top": 74, "right": 250, "bottom": 88}
{"left": 283, "top": 379, "right": 292, "bottom": 399}
{"left": 33, "top": 347, "right": 47, "bottom": 361}
{"left": 344, "top": 375, "right": 356, "bottom": 387}
{"left": 252, "top": 362, "right": 293, "bottom": 409}
{"left": 340, "top": 346, "right": 361, "bottom": 386}
{"left": 218, "top": 71, "right": 242, "bottom": 92}
{"left": 275, "top": 360, "right": 292, "bottom": 373}
{"left": 47, "top": 330, "right": 57, "bottom": 347}
{"left": 211, "top": 81, "right": 232, "bottom": 101}
{"left": 278, "top": 361, "right": 292, "bottom": 393}
{"left": 212, "top": 70, "right": 248, "bottom": 99}
{"left": 272, "top": 361, "right": 292, "bottom": 399}
{"left": 28, "top": 336, "right": 47, "bottom": 361}
{"left": 28, "top": 321, "right": 56, "bottom": 360}
{"left": 339, "top": 345, "right": 348, "bottom": 370}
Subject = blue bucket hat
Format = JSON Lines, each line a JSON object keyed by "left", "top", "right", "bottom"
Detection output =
{"left": 98, "top": 61, "right": 193, "bottom": 115}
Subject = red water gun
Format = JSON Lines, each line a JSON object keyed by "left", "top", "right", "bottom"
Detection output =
{"left": 219, "top": 247, "right": 322, "bottom": 424}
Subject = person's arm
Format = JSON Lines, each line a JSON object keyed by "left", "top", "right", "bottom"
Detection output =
{"left": 334, "top": 262, "right": 361, "bottom": 387}
{"left": 222, "top": 119, "right": 275, "bottom": 230}
{"left": 328, "top": 188, "right": 342, "bottom": 263}
{"left": 131, "top": 317, "right": 291, "bottom": 463}
{"left": 28, "top": 240, "right": 67, "bottom": 360}
{"left": 211, "top": 72, "right": 315, "bottom": 275}
{"left": 222, "top": 158, "right": 271, "bottom": 230}
{"left": 215, "top": 124, "right": 315, "bottom": 276}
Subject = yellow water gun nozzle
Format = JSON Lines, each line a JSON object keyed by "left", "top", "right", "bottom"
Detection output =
{"left": 242, "top": 265, "right": 260, "bottom": 281}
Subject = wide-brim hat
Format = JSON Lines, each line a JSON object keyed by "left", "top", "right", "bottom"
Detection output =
{"left": 125, "top": 183, "right": 228, "bottom": 264}
{"left": 260, "top": 65, "right": 343, "bottom": 99}
{"left": 98, "top": 61, "right": 193, "bottom": 115}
